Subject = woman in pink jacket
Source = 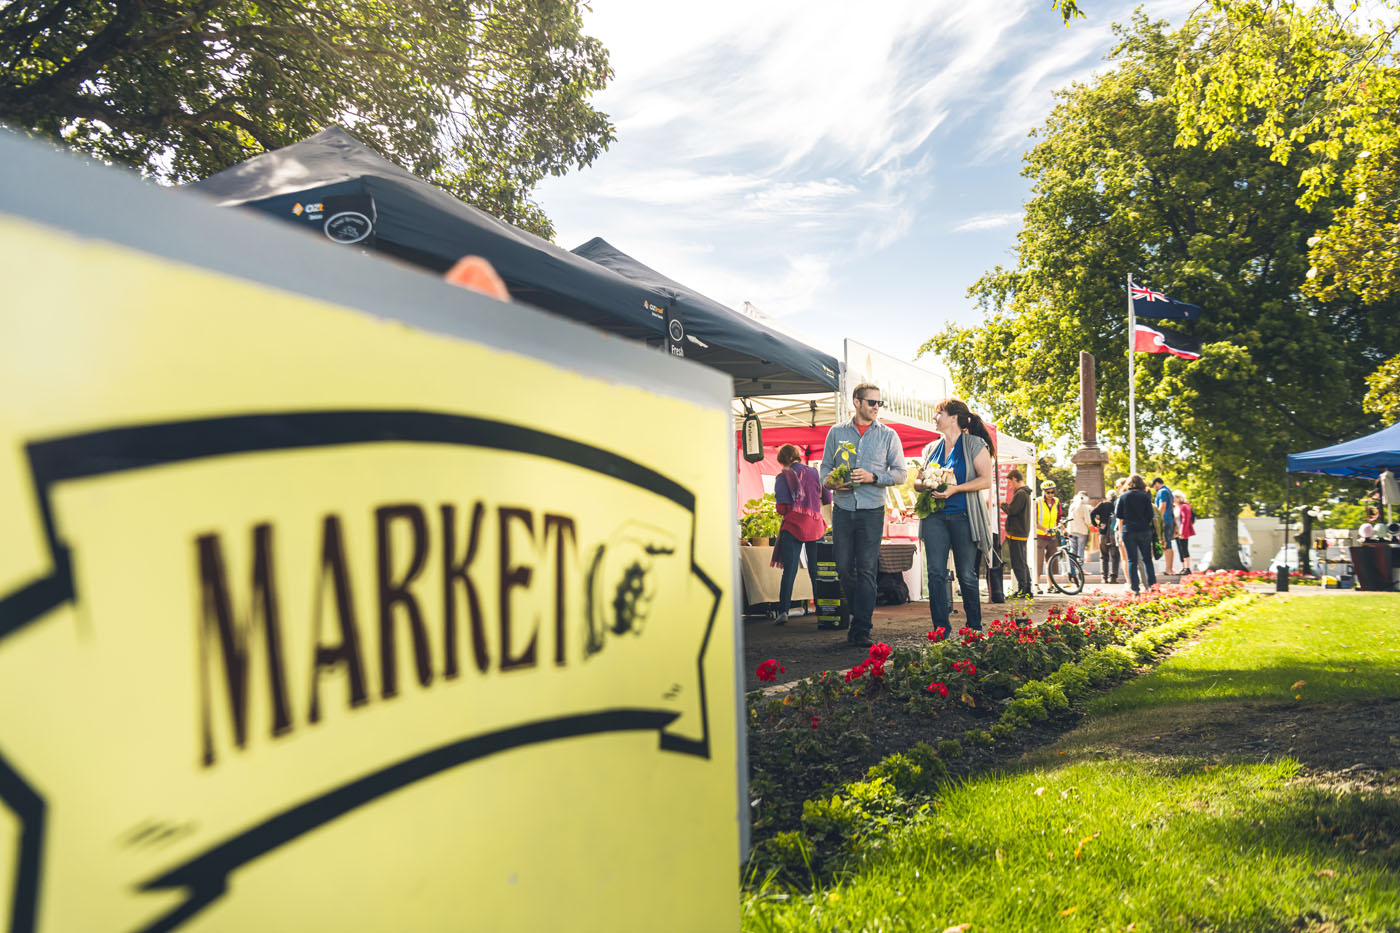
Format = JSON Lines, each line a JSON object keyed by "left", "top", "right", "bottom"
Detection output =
{"left": 772, "top": 444, "right": 832, "bottom": 624}
{"left": 1173, "top": 491, "right": 1196, "bottom": 573}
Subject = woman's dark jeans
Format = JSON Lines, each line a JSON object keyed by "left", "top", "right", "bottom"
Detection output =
{"left": 776, "top": 530, "right": 819, "bottom": 613}
{"left": 1122, "top": 530, "right": 1157, "bottom": 592}
{"left": 921, "top": 510, "right": 982, "bottom": 631}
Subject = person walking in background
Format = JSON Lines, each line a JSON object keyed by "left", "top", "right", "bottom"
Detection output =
{"left": 1034, "top": 480, "right": 1061, "bottom": 594}
{"left": 1067, "top": 491, "right": 1092, "bottom": 561}
{"left": 821, "top": 383, "right": 906, "bottom": 649}
{"left": 1152, "top": 477, "right": 1177, "bottom": 575}
{"left": 1113, "top": 477, "right": 1130, "bottom": 577}
{"left": 916, "top": 398, "right": 996, "bottom": 632}
{"left": 771, "top": 444, "right": 832, "bottom": 624}
{"left": 1173, "top": 490, "right": 1195, "bottom": 574}
{"left": 1116, "top": 474, "right": 1158, "bottom": 593}
{"left": 1091, "top": 490, "right": 1121, "bottom": 583}
{"left": 1000, "top": 469, "right": 1033, "bottom": 597}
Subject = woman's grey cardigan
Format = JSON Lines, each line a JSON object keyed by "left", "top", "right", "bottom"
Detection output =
{"left": 920, "top": 432, "right": 995, "bottom": 569}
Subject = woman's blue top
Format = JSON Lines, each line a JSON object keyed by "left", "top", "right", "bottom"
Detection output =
{"left": 928, "top": 437, "right": 968, "bottom": 515}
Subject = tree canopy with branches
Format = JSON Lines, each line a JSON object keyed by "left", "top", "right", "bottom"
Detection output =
{"left": 1365, "top": 353, "right": 1400, "bottom": 421}
{"left": 1172, "top": 0, "right": 1400, "bottom": 306}
{"left": 0, "top": 0, "right": 613, "bottom": 237}
{"left": 922, "top": 11, "right": 1400, "bottom": 569}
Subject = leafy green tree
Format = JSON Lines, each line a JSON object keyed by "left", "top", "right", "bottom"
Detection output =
{"left": 1364, "top": 354, "right": 1400, "bottom": 422}
{"left": 1054, "top": 1, "right": 1086, "bottom": 27}
{"left": 0, "top": 0, "right": 613, "bottom": 237}
{"left": 922, "top": 12, "right": 1400, "bottom": 569}
{"left": 1035, "top": 456, "right": 1074, "bottom": 497}
{"left": 1325, "top": 500, "right": 1368, "bottom": 531}
{"left": 1172, "top": 0, "right": 1400, "bottom": 304}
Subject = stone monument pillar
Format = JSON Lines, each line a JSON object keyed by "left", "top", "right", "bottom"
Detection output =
{"left": 1070, "top": 350, "right": 1110, "bottom": 501}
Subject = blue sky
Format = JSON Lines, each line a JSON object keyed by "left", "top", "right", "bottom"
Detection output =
{"left": 535, "top": 0, "right": 1199, "bottom": 384}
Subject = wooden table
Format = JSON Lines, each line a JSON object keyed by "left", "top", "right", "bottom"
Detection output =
{"left": 738, "top": 544, "right": 813, "bottom": 608}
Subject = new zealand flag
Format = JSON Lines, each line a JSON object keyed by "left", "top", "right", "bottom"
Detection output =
{"left": 1130, "top": 283, "right": 1202, "bottom": 322}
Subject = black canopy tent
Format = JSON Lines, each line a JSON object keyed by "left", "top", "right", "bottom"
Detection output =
{"left": 572, "top": 237, "right": 839, "bottom": 396}
{"left": 187, "top": 126, "right": 839, "bottom": 395}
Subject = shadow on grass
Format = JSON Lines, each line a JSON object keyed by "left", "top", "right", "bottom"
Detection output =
{"left": 1090, "top": 659, "right": 1400, "bottom": 717}
{"left": 1146, "top": 782, "right": 1400, "bottom": 930}
{"left": 1024, "top": 693, "right": 1400, "bottom": 777}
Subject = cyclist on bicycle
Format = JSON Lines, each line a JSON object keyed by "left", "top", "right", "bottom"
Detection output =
{"left": 1034, "top": 481, "right": 1061, "bottom": 594}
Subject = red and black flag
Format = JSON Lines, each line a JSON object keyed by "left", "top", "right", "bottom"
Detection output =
{"left": 1129, "top": 283, "right": 1202, "bottom": 321}
{"left": 1133, "top": 322, "right": 1201, "bottom": 361}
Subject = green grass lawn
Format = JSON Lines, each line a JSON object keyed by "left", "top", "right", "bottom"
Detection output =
{"left": 1091, "top": 594, "right": 1400, "bottom": 714}
{"left": 743, "top": 594, "right": 1400, "bottom": 932}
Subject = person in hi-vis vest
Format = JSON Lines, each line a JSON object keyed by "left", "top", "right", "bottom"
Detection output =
{"left": 1034, "top": 481, "right": 1062, "bottom": 592}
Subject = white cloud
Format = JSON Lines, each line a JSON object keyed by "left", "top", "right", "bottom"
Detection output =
{"left": 539, "top": 1, "right": 1209, "bottom": 356}
{"left": 590, "top": 0, "right": 1035, "bottom": 176}
{"left": 585, "top": 168, "right": 764, "bottom": 206}
{"left": 858, "top": 207, "right": 916, "bottom": 253}
{"left": 954, "top": 211, "right": 1023, "bottom": 232}
{"left": 741, "top": 179, "right": 856, "bottom": 216}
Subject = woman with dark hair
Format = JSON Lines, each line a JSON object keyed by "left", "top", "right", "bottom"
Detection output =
{"left": 916, "top": 398, "right": 995, "bottom": 632}
{"left": 771, "top": 444, "right": 831, "bottom": 624}
{"left": 1115, "top": 473, "right": 1157, "bottom": 593}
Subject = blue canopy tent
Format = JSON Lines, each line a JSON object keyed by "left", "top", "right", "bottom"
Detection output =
{"left": 1286, "top": 422, "right": 1400, "bottom": 591}
{"left": 187, "top": 126, "right": 839, "bottom": 396}
{"left": 1286, "top": 422, "right": 1400, "bottom": 479}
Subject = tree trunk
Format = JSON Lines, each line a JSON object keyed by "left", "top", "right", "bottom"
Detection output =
{"left": 1211, "top": 470, "right": 1246, "bottom": 571}
{"left": 1295, "top": 511, "right": 1314, "bottom": 575}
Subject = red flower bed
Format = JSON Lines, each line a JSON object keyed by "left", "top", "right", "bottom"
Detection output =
{"left": 745, "top": 574, "right": 1248, "bottom": 847}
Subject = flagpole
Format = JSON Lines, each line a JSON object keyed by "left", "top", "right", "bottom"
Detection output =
{"left": 1127, "top": 273, "right": 1136, "bottom": 476}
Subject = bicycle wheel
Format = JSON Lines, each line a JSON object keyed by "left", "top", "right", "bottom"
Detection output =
{"left": 1048, "top": 550, "right": 1084, "bottom": 595}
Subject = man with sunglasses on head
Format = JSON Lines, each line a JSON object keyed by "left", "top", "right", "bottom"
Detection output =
{"left": 820, "top": 382, "right": 907, "bottom": 648}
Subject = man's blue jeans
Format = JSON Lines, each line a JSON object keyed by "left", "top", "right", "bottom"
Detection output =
{"left": 1123, "top": 530, "right": 1157, "bottom": 592}
{"left": 921, "top": 510, "right": 982, "bottom": 631}
{"left": 832, "top": 507, "right": 883, "bottom": 638}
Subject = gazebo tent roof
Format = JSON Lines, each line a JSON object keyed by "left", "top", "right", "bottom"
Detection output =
{"left": 1286, "top": 422, "right": 1400, "bottom": 480}
{"left": 188, "top": 126, "right": 839, "bottom": 395}
{"left": 571, "top": 237, "right": 840, "bottom": 396}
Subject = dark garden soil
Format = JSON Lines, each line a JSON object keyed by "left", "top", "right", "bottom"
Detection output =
{"left": 744, "top": 592, "right": 1106, "bottom": 839}
{"left": 1040, "top": 695, "right": 1400, "bottom": 786}
{"left": 747, "top": 700, "right": 1070, "bottom": 836}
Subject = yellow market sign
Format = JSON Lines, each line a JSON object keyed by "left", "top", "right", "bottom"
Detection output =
{"left": 0, "top": 141, "right": 740, "bottom": 932}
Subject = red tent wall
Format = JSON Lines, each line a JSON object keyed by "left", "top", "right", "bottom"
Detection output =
{"left": 736, "top": 421, "right": 1006, "bottom": 517}
{"left": 736, "top": 423, "right": 941, "bottom": 514}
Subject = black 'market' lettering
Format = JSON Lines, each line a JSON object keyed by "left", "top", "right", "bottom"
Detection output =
{"left": 543, "top": 514, "right": 576, "bottom": 666}
{"left": 376, "top": 505, "right": 433, "bottom": 698}
{"left": 498, "top": 507, "right": 538, "bottom": 671}
{"left": 196, "top": 524, "right": 292, "bottom": 766}
{"left": 308, "top": 514, "right": 369, "bottom": 723}
{"left": 441, "top": 502, "right": 490, "bottom": 677}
